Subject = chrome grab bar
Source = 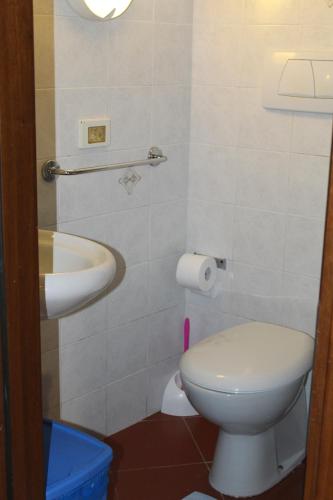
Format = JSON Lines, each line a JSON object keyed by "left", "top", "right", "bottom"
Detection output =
{"left": 41, "top": 146, "right": 167, "bottom": 182}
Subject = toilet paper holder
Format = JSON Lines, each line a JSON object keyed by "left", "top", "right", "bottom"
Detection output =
{"left": 194, "top": 253, "right": 227, "bottom": 270}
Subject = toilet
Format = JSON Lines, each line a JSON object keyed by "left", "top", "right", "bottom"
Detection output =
{"left": 180, "top": 322, "right": 314, "bottom": 498}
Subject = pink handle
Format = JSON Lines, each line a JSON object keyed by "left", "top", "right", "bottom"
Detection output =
{"left": 184, "top": 318, "right": 190, "bottom": 352}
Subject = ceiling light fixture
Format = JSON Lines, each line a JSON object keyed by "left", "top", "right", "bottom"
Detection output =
{"left": 67, "top": 0, "right": 133, "bottom": 20}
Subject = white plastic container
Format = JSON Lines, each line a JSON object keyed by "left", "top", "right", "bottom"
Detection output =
{"left": 161, "top": 371, "right": 198, "bottom": 417}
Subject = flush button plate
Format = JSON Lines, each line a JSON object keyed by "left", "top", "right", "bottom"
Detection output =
{"left": 79, "top": 118, "right": 111, "bottom": 148}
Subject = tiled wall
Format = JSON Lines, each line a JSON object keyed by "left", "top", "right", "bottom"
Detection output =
{"left": 186, "top": 0, "right": 332, "bottom": 353}
{"left": 35, "top": 0, "right": 193, "bottom": 435}
{"left": 35, "top": 0, "right": 333, "bottom": 436}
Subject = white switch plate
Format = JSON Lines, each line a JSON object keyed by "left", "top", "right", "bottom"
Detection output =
{"left": 79, "top": 118, "right": 111, "bottom": 149}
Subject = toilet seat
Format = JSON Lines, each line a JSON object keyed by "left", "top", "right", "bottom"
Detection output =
{"left": 180, "top": 322, "right": 314, "bottom": 394}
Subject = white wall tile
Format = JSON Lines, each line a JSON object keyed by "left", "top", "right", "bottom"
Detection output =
{"left": 192, "top": 24, "right": 241, "bottom": 86}
{"left": 280, "top": 272, "right": 320, "bottom": 335}
{"left": 152, "top": 85, "right": 191, "bottom": 145}
{"left": 291, "top": 113, "right": 333, "bottom": 157}
{"left": 150, "top": 144, "right": 189, "bottom": 204}
{"left": 59, "top": 297, "right": 107, "bottom": 347}
{"left": 147, "top": 356, "right": 180, "bottom": 413}
{"left": 107, "top": 317, "right": 149, "bottom": 382}
{"left": 193, "top": 0, "right": 245, "bottom": 26}
{"left": 301, "top": 24, "right": 333, "bottom": 50}
{"left": 109, "top": 87, "right": 152, "bottom": 149}
{"left": 121, "top": 0, "right": 154, "bottom": 21}
{"left": 60, "top": 333, "right": 107, "bottom": 402}
{"left": 284, "top": 216, "right": 325, "bottom": 278}
{"left": 233, "top": 208, "right": 286, "bottom": 270}
{"left": 191, "top": 85, "right": 239, "bottom": 146}
{"left": 189, "top": 145, "right": 237, "bottom": 204}
{"left": 301, "top": 0, "right": 333, "bottom": 26}
{"left": 54, "top": 0, "right": 76, "bottom": 16}
{"left": 154, "top": 24, "right": 192, "bottom": 85}
{"left": 106, "top": 370, "right": 148, "bottom": 434}
{"left": 239, "top": 25, "right": 301, "bottom": 88}
{"left": 55, "top": 15, "right": 108, "bottom": 88}
{"left": 149, "top": 255, "right": 184, "bottom": 313}
{"left": 237, "top": 88, "right": 293, "bottom": 152}
{"left": 148, "top": 306, "right": 184, "bottom": 364}
{"left": 230, "top": 263, "right": 283, "bottom": 324}
{"left": 155, "top": 0, "right": 193, "bottom": 24}
{"left": 108, "top": 21, "right": 153, "bottom": 86}
{"left": 106, "top": 263, "right": 149, "bottom": 328}
{"left": 235, "top": 149, "right": 289, "bottom": 212}
{"left": 104, "top": 207, "right": 149, "bottom": 267}
{"left": 150, "top": 200, "right": 187, "bottom": 260}
{"left": 187, "top": 200, "right": 234, "bottom": 258}
{"left": 245, "top": 0, "right": 301, "bottom": 25}
{"left": 58, "top": 215, "right": 107, "bottom": 244}
{"left": 185, "top": 302, "right": 249, "bottom": 345}
{"left": 287, "top": 154, "right": 329, "bottom": 219}
{"left": 62, "top": 388, "right": 107, "bottom": 434}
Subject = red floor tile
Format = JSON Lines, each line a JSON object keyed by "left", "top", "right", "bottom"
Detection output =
{"left": 106, "top": 414, "right": 305, "bottom": 500}
{"left": 106, "top": 419, "right": 202, "bottom": 471}
{"left": 114, "top": 463, "right": 223, "bottom": 500}
{"left": 185, "top": 416, "right": 219, "bottom": 462}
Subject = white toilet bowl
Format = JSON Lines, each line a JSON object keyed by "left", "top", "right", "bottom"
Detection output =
{"left": 180, "top": 322, "right": 314, "bottom": 498}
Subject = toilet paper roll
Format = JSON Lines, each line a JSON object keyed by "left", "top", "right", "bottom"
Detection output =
{"left": 176, "top": 254, "right": 217, "bottom": 292}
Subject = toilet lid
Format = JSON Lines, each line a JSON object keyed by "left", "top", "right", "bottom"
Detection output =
{"left": 180, "top": 322, "right": 314, "bottom": 393}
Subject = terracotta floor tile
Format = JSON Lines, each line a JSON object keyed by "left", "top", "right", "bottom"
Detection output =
{"left": 185, "top": 416, "right": 219, "bottom": 462}
{"left": 106, "top": 419, "right": 202, "bottom": 471}
{"left": 114, "top": 464, "right": 223, "bottom": 500}
{"left": 106, "top": 415, "right": 305, "bottom": 500}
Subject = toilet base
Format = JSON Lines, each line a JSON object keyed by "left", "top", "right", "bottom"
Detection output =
{"left": 209, "top": 391, "right": 307, "bottom": 497}
{"left": 209, "top": 429, "right": 304, "bottom": 497}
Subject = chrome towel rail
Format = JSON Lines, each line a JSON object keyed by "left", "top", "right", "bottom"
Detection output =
{"left": 42, "top": 146, "right": 167, "bottom": 182}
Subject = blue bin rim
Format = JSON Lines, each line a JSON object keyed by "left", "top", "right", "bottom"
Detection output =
{"left": 45, "top": 420, "right": 113, "bottom": 499}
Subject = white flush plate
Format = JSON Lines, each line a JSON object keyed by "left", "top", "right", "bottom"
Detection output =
{"left": 263, "top": 51, "right": 333, "bottom": 114}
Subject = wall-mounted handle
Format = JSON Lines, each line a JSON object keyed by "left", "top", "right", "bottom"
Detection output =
{"left": 41, "top": 146, "right": 167, "bottom": 182}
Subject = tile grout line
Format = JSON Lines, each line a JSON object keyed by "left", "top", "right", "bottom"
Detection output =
{"left": 115, "top": 461, "right": 211, "bottom": 473}
{"left": 182, "top": 417, "right": 208, "bottom": 468}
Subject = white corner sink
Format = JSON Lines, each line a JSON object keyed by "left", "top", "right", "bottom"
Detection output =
{"left": 39, "top": 230, "right": 116, "bottom": 320}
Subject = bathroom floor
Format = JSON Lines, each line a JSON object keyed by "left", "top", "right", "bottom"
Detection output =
{"left": 105, "top": 413, "right": 305, "bottom": 500}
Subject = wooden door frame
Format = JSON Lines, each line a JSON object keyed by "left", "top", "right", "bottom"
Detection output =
{"left": 0, "top": 0, "right": 44, "bottom": 498}
{"left": 304, "top": 135, "right": 333, "bottom": 499}
{"left": 2, "top": 0, "right": 333, "bottom": 499}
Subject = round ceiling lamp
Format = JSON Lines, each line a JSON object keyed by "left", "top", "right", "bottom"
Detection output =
{"left": 67, "top": 0, "right": 133, "bottom": 20}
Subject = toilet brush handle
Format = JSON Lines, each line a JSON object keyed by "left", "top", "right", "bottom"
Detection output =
{"left": 184, "top": 318, "right": 190, "bottom": 352}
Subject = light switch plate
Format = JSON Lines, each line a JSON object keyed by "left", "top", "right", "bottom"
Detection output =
{"left": 79, "top": 118, "right": 111, "bottom": 149}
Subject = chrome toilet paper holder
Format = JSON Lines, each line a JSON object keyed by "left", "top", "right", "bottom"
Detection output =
{"left": 194, "top": 253, "right": 227, "bottom": 270}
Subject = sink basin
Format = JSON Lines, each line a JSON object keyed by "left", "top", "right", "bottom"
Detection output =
{"left": 39, "top": 230, "right": 116, "bottom": 319}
